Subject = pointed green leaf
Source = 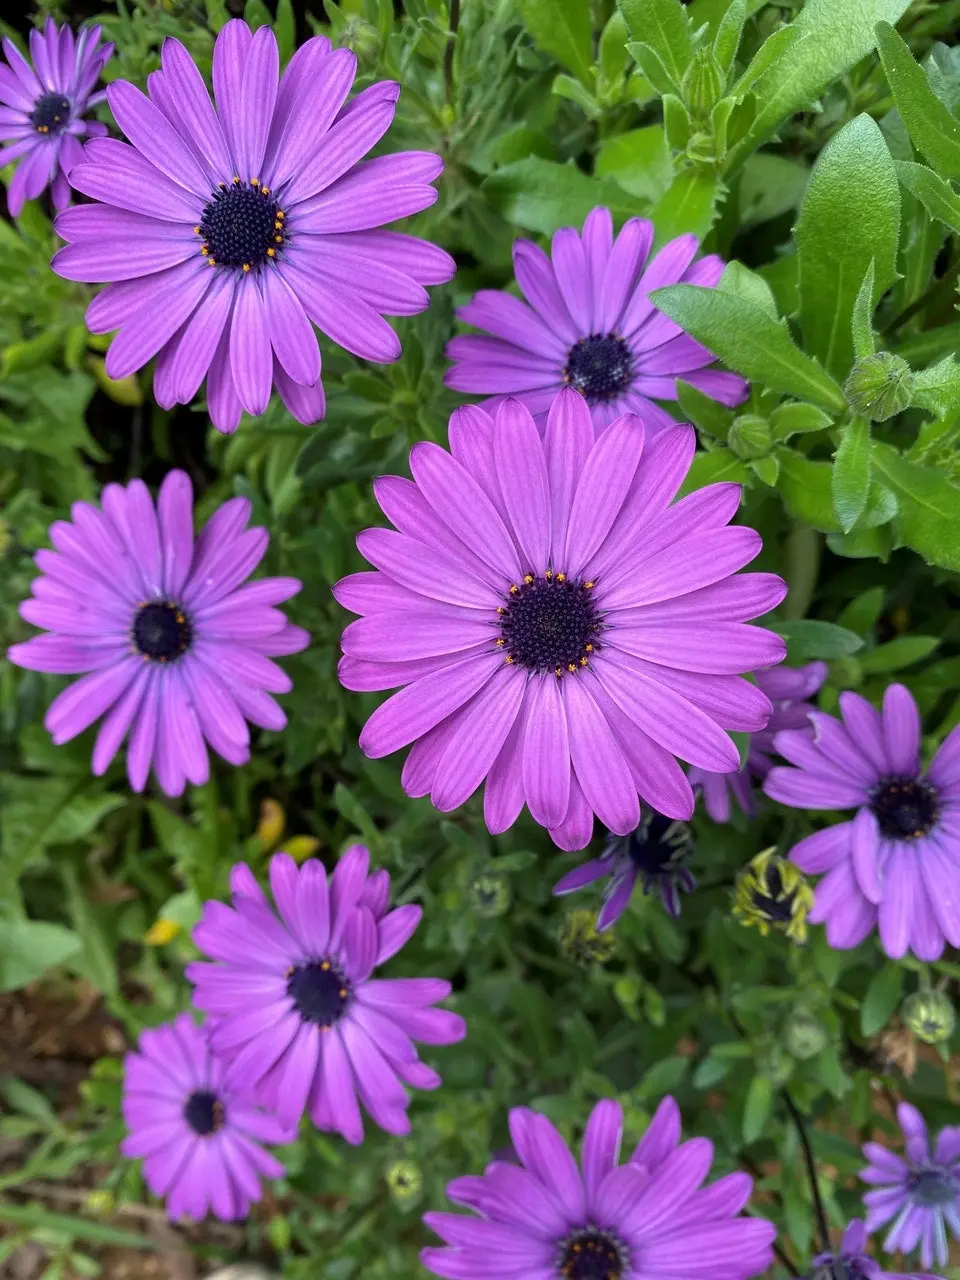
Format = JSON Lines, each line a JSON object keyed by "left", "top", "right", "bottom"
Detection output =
{"left": 861, "top": 962, "right": 903, "bottom": 1036}
{"left": 871, "top": 440, "right": 960, "bottom": 571}
{"left": 650, "top": 169, "right": 722, "bottom": 247}
{"left": 516, "top": 0, "right": 594, "bottom": 84}
{"left": 714, "top": 0, "right": 746, "bottom": 74}
{"left": 619, "top": 0, "right": 693, "bottom": 86}
{"left": 832, "top": 417, "right": 873, "bottom": 532}
{"left": 770, "top": 403, "right": 833, "bottom": 441}
{"left": 851, "top": 261, "right": 877, "bottom": 361}
{"left": 774, "top": 620, "right": 864, "bottom": 662}
{"left": 742, "top": 1074, "right": 774, "bottom": 1144}
{"left": 876, "top": 22, "right": 960, "bottom": 181}
{"left": 895, "top": 161, "right": 960, "bottom": 234}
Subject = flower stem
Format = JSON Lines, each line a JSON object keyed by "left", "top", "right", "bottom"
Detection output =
{"left": 783, "top": 1090, "right": 831, "bottom": 1255}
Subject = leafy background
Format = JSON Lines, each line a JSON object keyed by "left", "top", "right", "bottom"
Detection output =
{"left": 2, "top": 0, "right": 960, "bottom": 1276}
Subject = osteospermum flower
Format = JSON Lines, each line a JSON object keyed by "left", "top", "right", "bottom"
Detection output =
{"left": 732, "top": 849, "right": 813, "bottom": 943}
{"left": 810, "top": 1219, "right": 940, "bottom": 1280}
{"left": 121, "top": 1013, "right": 288, "bottom": 1221}
{"left": 444, "top": 206, "right": 747, "bottom": 436}
{"left": 690, "top": 661, "right": 827, "bottom": 822}
{"left": 51, "top": 21, "right": 454, "bottom": 432}
{"left": 0, "top": 20, "right": 112, "bottom": 216}
{"left": 860, "top": 1102, "right": 960, "bottom": 1269}
{"left": 335, "top": 388, "right": 786, "bottom": 850}
{"left": 420, "top": 1094, "right": 776, "bottom": 1280}
{"left": 553, "top": 811, "right": 696, "bottom": 931}
{"left": 6, "top": 470, "right": 308, "bottom": 795}
{"left": 187, "top": 847, "right": 466, "bottom": 1141}
{"left": 763, "top": 683, "right": 960, "bottom": 960}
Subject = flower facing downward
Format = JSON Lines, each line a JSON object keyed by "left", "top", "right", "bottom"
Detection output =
{"left": 6, "top": 470, "right": 308, "bottom": 795}
{"left": 335, "top": 388, "right": 786, "bottom": 851}
{"left": 52, "top": 21, "right": 454, "bottom": 433}
{"left": 553, "top": 810, "right": 696, "bottom": 931}
{"left": 690, "top": 661, "right": 827, "bottom": 823}
{"left": 445, "top": 206, "right": 747, "bottom": 436}
{"left": 733, "top": 849, "right": 813, "bottom": 943}
{"left": 0, "top": 20, "right": 112, "bottom": 216}
{"left": 764, "top": 683, "right": 960, "bottom": 960}
{"left": 121, "top": 1013, "right": 288, "bottom": 1221}
{"left": 860, "top": 1102, "right": 960, "bottom": 1270}
{"left": 187, "top": 847, "right": 466, "bottom": 1142}
{"left": 809, "top": 1219, "right": 940, "bottom": 1280}
{"left": 420, "top": 1095, "right": 776, "bottom": 1280}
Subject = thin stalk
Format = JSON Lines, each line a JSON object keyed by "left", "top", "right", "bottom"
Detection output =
{"left": 783, "top": 1090, "right": 831, "bottom": 1256}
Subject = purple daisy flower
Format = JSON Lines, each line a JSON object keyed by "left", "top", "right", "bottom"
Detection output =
{"left": 6, "top": 469, "right": 309, "bottom": 796}
{"left": 420, "top": 1094, "right": 776, "bottom": 1279}
{"left": 810, "top": 1219, "right": 941, "bottom": 1280}
{"left": 335, "top": 388, "right": 786, "bottom": 851}
{"left": 552, "top": 810, "right": 696, "bottom": 931}
{"left": 763, "top": 683, "right": 960, "bottom": 960}
{"left": 51, "top": 21, "right": 454, "bottom": 433}
{"left": 860, "top": 1102, "right": 960, "bottom": 1269}
{"left": 187, "top": 846, "right": 467, "bottom": 1142}
{"left": 121, "top": 1013, "right": 288, "bottom": 1222}
{"left": 690, "top": 660, "right": 827, "bottom": 822}
{"left": 0, "top": 19, "right": 112, "bottom": 217}
{"left": 444, "top": 206, "right": 747, "bottom": 436}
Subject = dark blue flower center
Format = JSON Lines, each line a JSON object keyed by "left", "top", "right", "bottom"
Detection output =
{"left": 559, "top": 1228, "right": 625, "bottom": 1280}
{"left": 869, "top": 775, "right": 939, "bottom": 841}
{"left": 198, "top": 179, "right": 284, "bottom": 271}
{"left": 30, "top": 92, "right": 71, "bottom": 134}
{"left": 287, "top": 960, "right": 350, "bottom": 1027}
{"left": 563, "top": 334, "right": 634, "bottom": 403}
{"left": 751, "top": 861, "right": 795, "bottom": 923}
{"left": 184, "top": 1089, "right": 224, "bottom": 1136}
{"left": 497, "top": 572, "right": 601, "bottom": 677}
{"left": 810, "top": 1258, "right": 869, "bottom": 1280}
{"left": 908, "top": 1168, "right": 956, "bottom": 1207}
{"left": 132, "top": 601, "right": 192, "bottom": 663}
{"left": 624, "top": 813, "right": 693, "bottom": 875}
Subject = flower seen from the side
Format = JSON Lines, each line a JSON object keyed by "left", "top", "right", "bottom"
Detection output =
{"left": 690, "top": 660, "right": 827, "bottom": 823}
{"left": 420, "top": 1094, "right": 776, "bottom": 1280}
{"left": 6, "top": 470, "right": 308, "bottom": 795}
{"left": 52, "top": 21, "right": 454, "bottom": 432}
{"left": 763, "top": 683, "right": 960, "bottom": 960}
{"left": 860, "top": 1101, "right": 960, "bottom": 1269}
{"left": 187, "top": 846, "right": 466, "bottom": 1143}
{"left": 733, "top": 848, "right": 813, "bottom": 943}
{"left": 810, "top": 1218, "right": 941, "bottom": 1280}
{"left": 558, "top": 907, "right": 619, "bottom": 966}
{"left": 553, "top": 810, "right": 695, "bottom": 931}
{"left": 335, "top": 388, "right": 786, "bottom": 851}
{"left": 445, "top": 206, "right": 747, "bottom": 436}
{"left": 0, "top": 19, "right": 112, "bottom": 216}
{"left": 121, "top": 1012, "right": 288, "bottom": 1221}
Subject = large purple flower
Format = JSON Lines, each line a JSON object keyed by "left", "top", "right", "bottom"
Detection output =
{"left": 187, "top": 847, "right": 466, "bottom": 1142}
{"left": 51, "top": 21, "right": 454, "bottom": 433}
{"left": 690, "top": 660, "right": 827, "bottom": 822}
{"left": 121, "top": 1013, "right": 288, "bottom": 1222}
{"left": 763, "top": 683, "right": 960, "bottom": 960}
{"left": 335, "top": 388, "right": 786, "bottom": 851}
{"left": 0, "top": 20, "right": 112, "bottom": 216}
{"left": 811, "top": 1219, "right": 940, "bottom": 1280}
{"left": 860, "top": 1102, "right": 960, "bottom": 1270}
{"left": 444, "top": 206, "right": 747, "bottom": 436}
{"left": 420, "top": 1094, "right": 776, "bottom": 1279}
{"left": 6, "top": 469, "right": 308, "bottom": 795}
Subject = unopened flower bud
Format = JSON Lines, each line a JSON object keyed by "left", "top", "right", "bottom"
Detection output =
{"left": 85, "top": 1189, "right": 114, "bottom": 1216}
{"left": 902, "top": 990, "right": 955, "bottom": 1044}
{"left": 559, "top": 907, "right": 618, "bottom": 965}
{"left": 728, "top": 415, "right": 771, "bottom": 459}
{"left": 470, "top": 874, "right": 511, "bottom": 918}
{"left": 682, "top": 47, "right": 726, "bottom": 115}
{"left": 844, "top": 352, "right": 914, "bottom": 422}
{"left": 339, "top": 17, "right": 380, "bottom": 64}
{"left": 386, "top": 1159, "right": 423, "bottom": 1204}
{"left": 784, "top": 1010, "right": 829, "bottom": 1060}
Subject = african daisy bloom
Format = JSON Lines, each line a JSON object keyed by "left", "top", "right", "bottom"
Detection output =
{"left": 444, "top": 206, "right": 747, "bottom": 436}
{"left": 810, "top": 1219, "right": 940, "bottom": 1280}
{"left": 51, "top": 21, "right": 454, "bottom": 433}
{"left": 860, "top": 1102, "right": 960, "bottom": 1269}
{"left": 0, "top": 20, "right": 112, "bottom": 217}
{"left": 6, "top": 470, "right": 308, "bottom": 796}
{"left": 187, "top": 847, "right": 466, "bottom": 1142}
{"left": 420, "top": 1094, "right": 776, "bottom": 1280}
{"left": 335, "top": 388, "right": 787, "bottom": 851}
{"left": 121, "top": 1013, "right": 288, "bottom": 1222}
{"left": 763, "top": 683, "right": 960, "bottom": 960}
{"left": 690, "top": 660, "right": 827, "bottom": 822}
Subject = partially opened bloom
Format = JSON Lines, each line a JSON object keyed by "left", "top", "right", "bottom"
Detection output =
{"left": 690, "top": 661, "right": 827, "bottom": 822}
{"left": 553, "top": 811, "right": 696, "bottom": 931}
{"left": 763, "top": 683, "right": 960, "bottom": 960}
{"left": 7, "top": 469, "right": 308, "bottom": 795}
{"left": 121, "top": 1013, "right": 288, "bottom": 1221}
{"left": 420, "top": 1094, "right": 776, "bottom": 1280}
{"left": 0, "top": 20, "right": 112, "bottom": 216}
{"left": 445, "top": 206, "right": 747, "bottom": 436}
{"left": 187, "top": 847, "right": 466, "bottom": 1143}
{"left": 52, "top": 21, "right": 454, "bottom": 432}
{"left": 860, "top": 1102, "right": 960, "bottom": 1269}
{"left": 336, "top": 388, "right": 786, "bottom": 850}
{"left": 810, "top": 1219, "right": 940, "bottom": 1280}
{"left": 732, "top": 849, "right": 813, "bottom": 943}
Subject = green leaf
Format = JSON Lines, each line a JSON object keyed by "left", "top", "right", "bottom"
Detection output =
{"left": 599, "top": 10, "right": 631, "bottom": 84}
{"left": 895, "top": 160, "right": 960, "bottom": 234}
{"left": 774, "top": 620, "right": 864, "bottom": 662}
{"left": 662, "top": 94, "right": 691, "bottom": 151}
{"left": 713, "top": 0, "right": 745, "bottom": 74}
{"left": 595, "top": 127, "right": 673, "bottom": 201}
{"left": 650, "top": 168, "right": 721, "bottom": 247}
{"left": 676, "top": 380, "right": 734, "bottom": 440}
{"left": 832, "top": 417, "right": 872, "bottom": 533}
{"left": 516, "top": 0, "right": 594, "bottom": 83}
{"left": 148, "top": 801, "right": 206, "bottom": 869}
{"left": 627, "top": 41, "right": 680, "bottom": 97}
{"left": 677, "top": 448, "right": 751, "bottom": 495}
{"left": 871, "top": 440, "right": 960, "bottom": 571}
{"left": 481, "top": 159, "right": 635, "bottom": 236}
{"left": 0, "top": 920, "right": 82, "bottom": 992}
{"left": 769, "top": 403, "right": 833, "bottom": 441}
{"left": 0, "top": 1204, "right": 153, "bottom": 1250}
{"left": 777, "top": 451, "right": 897, "bottom": 533}
{"left": 851, "top": 261, "right": 877, "bottom": 360}
{"left": 876, "top": 22, "right": 960, "bottom": 182}
{"left": 837, "top": 586, "right": 886, "bottom": 635}
{"left": 912, "top": 356, "right": 960, "bottom": 416}
{"left": 650, "top": 284, "right": 847, "bottom": 412}
{"left": 796, "top": 115, "right": 899, "bottom": 380}
{"left": 718, "top": 260, "right": 779, "bottom": 318}
{"left": 274, "top": 0, "right": 295, "bottom": 61}
{"left": 742, "top": 1074, "right": 773, "bottom": 1144}
{"left": 619, "top": 0, "right": 693, "bottom": 88}
{"left": 738, "top": 153, "right": 810, "bottom": 230}
{"left": 860, "top": 635, "right": 940, "bottom": 673}
{"left": 861, "top": 961, "right": 904, "bottom": 1036}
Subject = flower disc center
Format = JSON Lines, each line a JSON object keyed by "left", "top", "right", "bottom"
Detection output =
{"left": 625, "top": 813, "right": 693, "bottom": 875}
{"left": 558, "top": 1228, "right": 625, "bottom": 1280}
{"left": 498, "top": 573, "right": 600, "bottom": 677}
{"left": 184, "top": 1089, "right": 224, "bottom": 1136}
{"left": 908, "top": 1167, "right": 956, "bottom": 1207}
{"left": 286, "top": 959, "right": 350, "bottom": 1027}
{"left": 563, "top": 334, "right": 633, "bottom": 403}
{"left": 198, "top": 180, "right": 284, "bottom": 271}
{"left": 869, "top": 775, "right": 939, "bottom": 840}
{"left": 132, "top": 601, "right": 192, "bottom": 663}
{"left": 30, "top": 92, "right": 71, "bottom": 134}
{"left": 749, "top": 860, "right": 795, "bottom": 923}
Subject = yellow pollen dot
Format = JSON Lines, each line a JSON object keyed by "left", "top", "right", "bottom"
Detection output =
{"left": 509, "top": 584, "right": 519, "bottom": 595}
{"left": 321, "top": 961, "right": 330, "bottom": 970}
{"left": 555, "top": 666, "right": 563, "bottom": 678}
{"left": 266, "top": 248, "right": 276, "bottom": 257}
{"left": 274, "top": 234, "right": 283, "bottom": 243}
{"left": 496, "top": 606, "right": 506, "bottom": 615}
{"left": 201, "top": 246, "right": 209, "bottom": 254}
{"left": 504, "top": 655, "right": 514, "bottom": 664}
{"left": 523, "top": 573, "right": 534, "bottom": 585}
{"left": 583, "top": 580, "right": 595, "bottom": 589}
{"left": 251, "top": 176, "right": 260, "bottom": 186}
{"left": 545, "top": 569, "right": 553, "bottom": 579}
{"left": 584, "top": 643, "right": 593, "bottom": 653}
{"left": 556, "top": 572, "right": 566, "bottom": 582}
{"left": 242, "top": 263, "right": 251, "bottom": 272}
{"left": 233, "top": 175, "right": 241, "bottom": 184}
{"left": 194, "top": 225, "right": 201, "bottom": 234}
{"left": 579, "top": 656, "right": 588, "bottom": 666}
{"left": 261, "top": 186, "right": 270, "bottom": 195}
{"left": 207, "top": 258, "right": 216, "bottom": 266}
{"left": 276, "top": 209, "right": 284, "bottom": 218}
{"left": 568, "top": 662, "right": 577, "bottom": 673}
{"left": 339, "top": 988, "right": 347, "bottom": 998}
{"left": 495, "top": 638, "right": 505, "bottom": 647}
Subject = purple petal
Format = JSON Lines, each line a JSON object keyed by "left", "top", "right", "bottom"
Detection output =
{"left": 522, "top": 673, "right": 570, "bottom": 829}
{"left": 563, "top": 675, "right": 639, "bottom": 835}
{"left": 882, "top": 683, "right": 922, "bottom": 776}
{"left": 562, "top": 412, "right": 645, "bottom": 575}
{"left": 106, "top": 79, "right": 208, "bottom": 194}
